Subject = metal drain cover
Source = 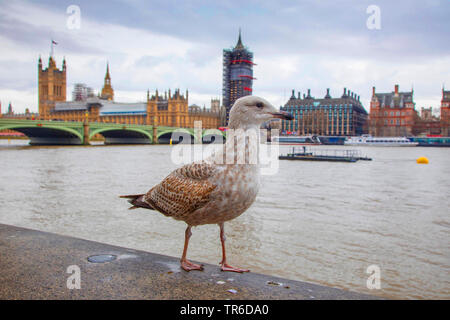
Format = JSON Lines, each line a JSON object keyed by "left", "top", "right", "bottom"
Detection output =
{"left": 87, "top": 254, "right": 117, "bottom": 263}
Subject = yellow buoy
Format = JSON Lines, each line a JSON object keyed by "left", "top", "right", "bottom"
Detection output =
{"left": 416, "top": 157, "right": 429, "bottom": 164}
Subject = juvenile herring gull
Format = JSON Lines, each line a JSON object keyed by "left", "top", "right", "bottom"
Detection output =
{"left": 120, "top": 96, "right": 293, "bottom": 272}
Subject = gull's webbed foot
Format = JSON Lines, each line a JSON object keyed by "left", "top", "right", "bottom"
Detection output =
{"left": 220, "top": 263, "right": 250, "bottom": 273}
{"left": 181, "top": 259, "right": 204, "bottom": 272}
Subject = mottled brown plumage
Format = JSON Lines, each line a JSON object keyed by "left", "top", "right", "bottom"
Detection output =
{"left": 144, "top": 162, "right": 218, "bottom": 221}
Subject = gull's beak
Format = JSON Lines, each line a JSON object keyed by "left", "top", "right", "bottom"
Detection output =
{"left": 270, "top": 111, "right": 294, "bottom": 120}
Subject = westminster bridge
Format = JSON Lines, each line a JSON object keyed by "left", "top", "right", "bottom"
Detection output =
{"left": 0, "top": 119, "right": 226, "bottom": 145}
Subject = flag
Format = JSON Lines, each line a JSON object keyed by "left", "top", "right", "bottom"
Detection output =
{"left": 50, "top": 40, "right": 58, "bottom": 57}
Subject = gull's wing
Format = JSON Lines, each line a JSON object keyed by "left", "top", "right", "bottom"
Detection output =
{"left": 144, "top": 161, "right": 218, "bottom": 220}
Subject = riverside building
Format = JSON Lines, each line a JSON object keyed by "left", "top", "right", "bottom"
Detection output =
{"left": 368, "top": 85, "right": 417, "bottom": 137}
{"left": 36, "top": 55, "right": 221, "bottom": 129}
{"left": 280, "top": 88, "right": 368, "bottom": 136}
{"left": 441, "top": 88, "right": 450, "bottom": 136}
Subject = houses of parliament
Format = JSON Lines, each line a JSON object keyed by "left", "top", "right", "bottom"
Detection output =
{"left": 1, "top": 55, "right": 225, "bottom": 129}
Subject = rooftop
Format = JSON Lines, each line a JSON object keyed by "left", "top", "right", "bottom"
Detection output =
{"left": 284, "top": 88, "right": 367, "bottom": 114}
{"left": 374, "top": 92, "right": 413, "bottom": 108}
{"left": 54, "top": 98, "right": 147, "bottom": 115}
{"left": 99, "top": 101, "right": 147, "bottom": 116}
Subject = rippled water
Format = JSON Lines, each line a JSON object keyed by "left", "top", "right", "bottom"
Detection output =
{"left": 0, "top": 139, "right": 449, "bottom": 299}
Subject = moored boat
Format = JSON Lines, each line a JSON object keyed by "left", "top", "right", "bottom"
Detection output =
{"left": 272, "top": 135, "right": 321, "bottom": 145}
{"left": 318, "top": 136, "right": 346, "bottom": 145}
{"left": 344, "top": 135, "right": 418, "bottom": 147}
{"left": 409, "top": 136, "right": 450, "bottom": 147}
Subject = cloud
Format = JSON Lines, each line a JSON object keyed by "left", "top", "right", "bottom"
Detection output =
{"left": 0, "top": 0, "right": 449, "bottom": 114}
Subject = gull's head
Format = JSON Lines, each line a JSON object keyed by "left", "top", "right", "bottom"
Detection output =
{"left": 228, "top": 96, "right": 293, "bottom": 129}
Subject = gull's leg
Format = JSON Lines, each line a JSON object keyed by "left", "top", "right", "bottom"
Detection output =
{"left": 219, "top": 222, "right": 250, "bottom": 273}
{"left": 180, "top": 225, "right": 204, "bottom": 271}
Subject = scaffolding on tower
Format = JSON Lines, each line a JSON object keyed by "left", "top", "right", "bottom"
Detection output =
{"left": 222, "top": 30, "right": 255, "bottom": 125}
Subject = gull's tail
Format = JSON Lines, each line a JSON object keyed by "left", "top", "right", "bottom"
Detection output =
{"left": 119, "top": 194, "right": 154, "bottom": 210}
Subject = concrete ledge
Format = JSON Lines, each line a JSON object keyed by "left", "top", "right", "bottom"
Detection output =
{"left": 0, "top": 223, "right": 379, "bottom": 300}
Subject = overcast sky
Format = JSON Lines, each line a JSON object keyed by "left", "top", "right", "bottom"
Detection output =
{"left": 0, "top": 0, "right": 449, "bottom": 114}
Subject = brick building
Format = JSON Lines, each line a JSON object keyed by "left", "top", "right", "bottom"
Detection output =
{"left": 369, "top": 85, "right": 417, "bottom": 136}
{"left": 441, "top": 88, "right": 450, "bottom": 136}
{"left": 413, "top": 107, "right": 441, "bottom": 136}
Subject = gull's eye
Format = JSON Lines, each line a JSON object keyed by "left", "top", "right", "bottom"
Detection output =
{"left": 256, "top": 102, "right": 264, "bottom": 109}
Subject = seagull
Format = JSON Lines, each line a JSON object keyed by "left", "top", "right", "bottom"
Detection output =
{"left": 120, "top": 96, "right": 293, "bottom": 272}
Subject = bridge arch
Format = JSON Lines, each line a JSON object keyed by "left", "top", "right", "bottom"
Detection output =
{"left": 0, "top": 124, "right": 84, "bottom": 145}
{"left": 157, "top": 128, "right": 196, "bottom": 144}
{"left": 202, "top": 129, "right": 226, "bottom": 144}
{"left": 89, "top": 127, "right": 153, "bottom": 144}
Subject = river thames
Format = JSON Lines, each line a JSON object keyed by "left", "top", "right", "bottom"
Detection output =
{"left": 0, "top": 140, "right": 448, "bottom": 299}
